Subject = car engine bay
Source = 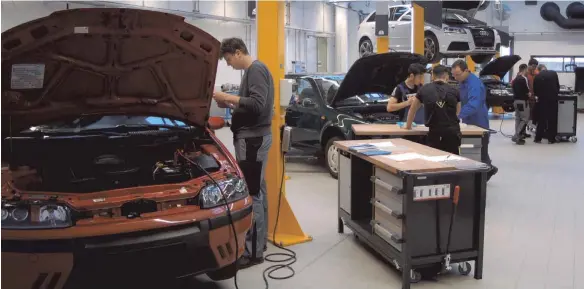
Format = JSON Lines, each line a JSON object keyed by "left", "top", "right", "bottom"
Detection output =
{"left": 2, "top": 131, "right": 225, "bottom": 194}
{"left": 337, "top": 104, "right": 401, "bottom": 123}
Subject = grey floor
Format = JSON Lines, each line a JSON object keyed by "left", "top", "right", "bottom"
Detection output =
{"left": 190, "top": 116, "right": 584, "bottom": 289}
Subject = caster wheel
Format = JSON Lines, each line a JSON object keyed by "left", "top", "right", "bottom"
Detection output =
{"left": 458, "top": 262, "right": 472, "bottom": 276}
{"left": 570, "top": 136, "right": 577, "bottom": 143}
{"left": 556, "top": 136, "right": 562, "bottom": 142}
{"left": 410, "top": 270, "right": 422, "bottom": 283}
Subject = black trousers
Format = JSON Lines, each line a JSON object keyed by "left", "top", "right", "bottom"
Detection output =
{"left": 427, "top": 128, "right": 462, "bottom": 155}
{"left": 535, "top": 100, "right": 558, "bottom": 141}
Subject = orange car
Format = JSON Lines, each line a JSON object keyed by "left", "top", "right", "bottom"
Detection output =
{"left": 1, "top": 8, "right": 252, "bottom": 289}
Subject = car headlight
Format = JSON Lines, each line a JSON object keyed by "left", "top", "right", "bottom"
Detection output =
{"left": 1, "top": 202, "right": 72, "bottom": 229}
{"left": 443, "top": 26, "right": 467, "bottom": 34}
{"left": 198, "top": 177, "right": 249, "bottom": 209}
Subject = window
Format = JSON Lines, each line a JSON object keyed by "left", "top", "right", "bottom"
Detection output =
{"left": 390, "top": 7, "right": 408, "bottom": 21}
{"left": 399, "top": 11, "right": 412, "bottom": 21}
{"left": 367, "top": 12, "right": 376, "bottom": 22}
{"left": 291, "top": 79, "right": 318, "bottom": 107}
{"left": 532, "top": 55, "right": 584, "bottom": 72}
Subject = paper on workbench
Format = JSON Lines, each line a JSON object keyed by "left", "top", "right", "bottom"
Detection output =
{"left": 384, "top": 152, "right": 424, "bottom": 161}
{"left": 423, "top": 155, "right": 465, "bottom": 162}
{"left": 371, "top": 141, "right": 395, "bottom": 148}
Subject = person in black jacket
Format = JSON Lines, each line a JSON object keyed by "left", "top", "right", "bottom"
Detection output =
{"left": 511, "top": 64, "right": 530, "bottom": 145}
{"left": 533, "top": 64, "right": 561, "bottom": 144}
{"left": 404, "top": 65, "right": 462, "bottom": 154}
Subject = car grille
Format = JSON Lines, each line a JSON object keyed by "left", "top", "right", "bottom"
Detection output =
{"left": 470, "top": 28, "right": 494, "bottom": 48}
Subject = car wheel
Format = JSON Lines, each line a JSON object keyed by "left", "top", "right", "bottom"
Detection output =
{"left": 325, "top": 136, "right": 342, "bottom": 179}
{"left": 206, "top": 262, "right": 236, "bottom": 281}
{"left": 471, "top": 54, "right": 494, "bottom": 65}
{"left": 359, "top": 38, "right": 373, "bottom": 58}
{"left": 424, "top": 34, "right": 441, "bottom": 63}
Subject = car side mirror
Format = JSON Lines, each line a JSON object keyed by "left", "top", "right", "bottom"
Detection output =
{"left": 302, "top": 98, "right": 317, "bottom": 108}
{"left": 208, "top": 116, "right": 225, "bottom": 130}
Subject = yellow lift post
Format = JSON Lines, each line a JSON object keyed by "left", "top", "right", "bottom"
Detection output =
{"left": 375, "top": 1, "right": 389, "bottom": 53}
{"left": 412, "top": 4, "right": 425, "bottom": 56}
{"left": 256, "top": 1, "right": 312, "bottom": 247}
{"left": 465, "top": 55, "right": 476, "bottom": 72}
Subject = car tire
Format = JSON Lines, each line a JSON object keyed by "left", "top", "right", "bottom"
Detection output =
{"left": 424, "top": 33, "right": 442, "bottom": 63}
{"left": 325, "top": 136, "right": 343, "bottom": 179}
{"left": 359, "top": 38, "right": 374, "bottom": 58}
{"left": 471, "top": 54, "right": 494, "bottom": 65}
{"left": 206, "top": 262, "right": 237, "bottom": 281}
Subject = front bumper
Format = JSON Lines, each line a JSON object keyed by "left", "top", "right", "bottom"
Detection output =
{"left": 1, "top": 205, "right": 252, "bottom": 289}
{"left": 441, "top": 31, "right": 497, "bottom": 55}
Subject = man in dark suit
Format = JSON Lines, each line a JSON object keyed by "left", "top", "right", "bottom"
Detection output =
{"left": 533, "top": 64, "right": 561, "bottom": 143}
{"left": 511, "top": 64, "right": 530, "bottom": 145}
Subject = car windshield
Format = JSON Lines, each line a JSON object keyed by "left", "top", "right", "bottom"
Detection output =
{"left": 444, "top": 11, "right": 470, "bottom": 24}
{"left": 314, "top": 76, "right": 389, "bottom": 106}
{"left": 21, "top": 115, "right": 190, "bottom": 134}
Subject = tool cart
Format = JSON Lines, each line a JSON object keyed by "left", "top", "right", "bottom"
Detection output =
{"left": 335, "top": 138, "right": 489, "bottom": 289}
{"left": 556, "top": 86, "right": 578, "bottom": 143}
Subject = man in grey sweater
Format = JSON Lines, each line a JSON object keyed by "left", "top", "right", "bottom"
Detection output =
{"left": 213, "top": 37, "right": 274, "bottom": 269}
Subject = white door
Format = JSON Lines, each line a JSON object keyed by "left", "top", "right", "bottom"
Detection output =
{"left": 390, "top": 7, "right": 413, "bottom": 52}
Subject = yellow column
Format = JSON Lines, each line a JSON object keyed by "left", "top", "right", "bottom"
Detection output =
{"left": 257, "top": 1, "right": 311, "bottom": 247}
{"left": 412, "top": 4, "right": 424, "bottom": 56}
{"left": 465, "top": 55, "right": 476, "bottom": 72}
{"left": 376, "top": 1, "right": 389, "bottom": 53}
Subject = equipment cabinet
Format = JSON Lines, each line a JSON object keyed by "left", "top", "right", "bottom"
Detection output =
{"left": 335, "top": 138, "right": 488, "bottom": 289}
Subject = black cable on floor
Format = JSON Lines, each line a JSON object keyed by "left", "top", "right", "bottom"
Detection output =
{"left": 497, "top": 113, "right": 514, "bottom": 138}
{"left": 262, "top": 152, "right": 297, "bottom": 289}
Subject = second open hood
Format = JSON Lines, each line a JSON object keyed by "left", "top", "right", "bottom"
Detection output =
{"left": 479, "top": 55, "right": 522, "bottom": 79}
{"left": 331, "top": 52, "right": 427, "bottom": 106}
{"left": 2, "top": 8, "right": 220, "bottom": 132}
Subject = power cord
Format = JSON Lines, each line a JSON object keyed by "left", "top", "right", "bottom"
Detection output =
{"left": 261, "top": 152, "right": 297, "bottom": 288}
{"left": 177, "top": 148, "right": 296, "bottom": 289}
{"left": 496, "top": 112, "right": 514, "bottom": 138}
{"left": 175, "top": 150, "right": 242, "bottom": 289}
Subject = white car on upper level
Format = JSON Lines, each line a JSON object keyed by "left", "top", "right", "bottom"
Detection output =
{"left": 357, "top": 5, "right": 501, "bottom": 64}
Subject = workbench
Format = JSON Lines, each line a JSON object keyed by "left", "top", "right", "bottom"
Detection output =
{"left": 351, "top": 124, "right": 488, "bottom": 163}
{"left": 335, "top": 138, "right": 488, "bottom": 289}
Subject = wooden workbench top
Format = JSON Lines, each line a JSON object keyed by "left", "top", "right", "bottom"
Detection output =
{"left": 334, "top": 138, "right": 487, "bottom": 175}
{"left": 352, "top": 124, "right": 488, "bottom": 136}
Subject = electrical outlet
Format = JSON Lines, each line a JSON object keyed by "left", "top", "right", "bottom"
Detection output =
{"left": 413, "top": 184, "right": 451, "bottom": 201}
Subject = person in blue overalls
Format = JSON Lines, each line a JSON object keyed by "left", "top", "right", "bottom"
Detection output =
{"left": 451, "top": 60, "right": 498, "bottom": 181}
{"left": 387, "top": 63, "right": 426, "bottom": 124}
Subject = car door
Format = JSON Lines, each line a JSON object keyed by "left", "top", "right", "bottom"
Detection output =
{"left": 285, "top": 78, "right": 323, "bottom": 148}
{"left": 389, "top": 6, "right": 411, "bottom": 51}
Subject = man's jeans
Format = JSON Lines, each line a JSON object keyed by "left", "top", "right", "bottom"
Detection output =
{"left": 234, "top": 134, "right": 272, "bottom": 259}
{"left": 513, "top": 100, "right": 530, "bottom": 140}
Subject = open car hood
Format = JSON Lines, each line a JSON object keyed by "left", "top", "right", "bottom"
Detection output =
{"left": 479, "top": 55, "right": 522, "bottom": 79}
{"left": 1, "top": 8, "right": 220, "bottom": 132}
{"left": 331, "top": 52, "right": 427, "bottom": 106}
{"left": 442, "top": 1, "right": 483, "bottom": 18}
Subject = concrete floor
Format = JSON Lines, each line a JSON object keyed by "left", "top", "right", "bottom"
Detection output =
{"left": 189, "top": 116, "right": 584, "bottom": 289}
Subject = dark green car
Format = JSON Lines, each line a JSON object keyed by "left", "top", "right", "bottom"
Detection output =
{"left": 284, "top": 52, "right": 427, "bottom": 178}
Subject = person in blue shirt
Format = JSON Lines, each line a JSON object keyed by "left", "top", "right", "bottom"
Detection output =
{"left": 451, "top": 60, "right": 498, "bottom": 181}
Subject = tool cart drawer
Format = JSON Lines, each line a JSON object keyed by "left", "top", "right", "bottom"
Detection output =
{"left": 372, "top": 221, "right": 403, "bottom": 252}
{"left": 372, "top": 167, "right": 404, "bottom": 209}
{"left": 372, "top": 199, "right": 403, "bottom": 236}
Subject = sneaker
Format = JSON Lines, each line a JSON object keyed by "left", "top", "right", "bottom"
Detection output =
{"left": 512, "top": 137, "right": 525, "bottom": 145}
{"left": 486, "top": 166, "right": 498, "bottom": 181}
{"left": 522, "top": 133, "right": 531, "bottom": 138}
{"left": 237, "top": 256, "right": 265, "bottom": 270}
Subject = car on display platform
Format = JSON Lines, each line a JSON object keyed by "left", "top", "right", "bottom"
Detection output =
{"left": 284, "top": 52, "right": 427, "bottom": 178}
{"left": 357, "top": 4, "right": 501, "bottom": 64}
{"left": 1, "top": 8, "right": 252, "bottom": 289}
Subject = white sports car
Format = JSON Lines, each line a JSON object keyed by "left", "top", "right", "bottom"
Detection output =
{"left": 357, "top": 4, "right": 501, "bottom": 64}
